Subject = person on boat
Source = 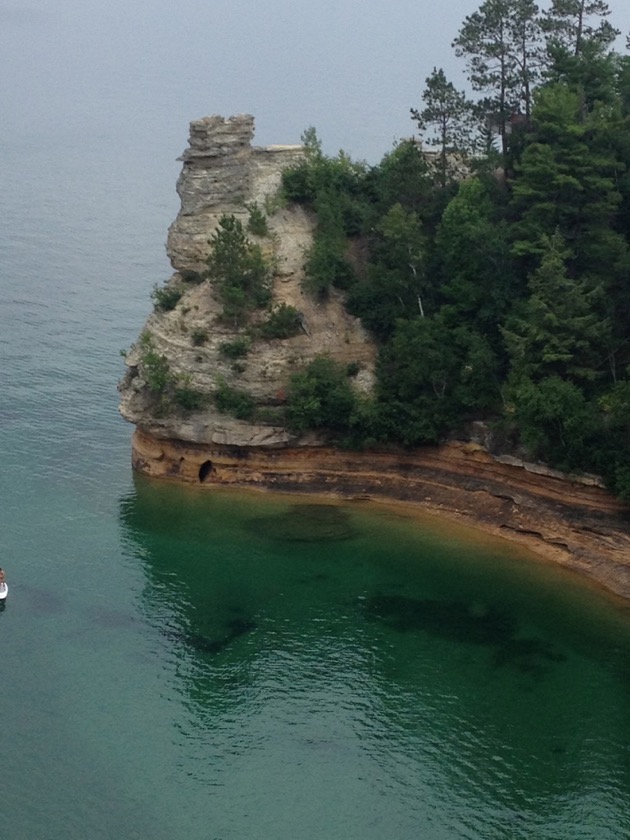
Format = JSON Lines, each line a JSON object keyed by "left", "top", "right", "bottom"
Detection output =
{"left": 0, "top": 568, "right": 5, "bottom": 590}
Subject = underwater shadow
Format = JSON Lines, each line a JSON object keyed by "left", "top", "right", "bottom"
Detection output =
{"left": 364, "top": 593, "right": 567, "bottom": 677}
{"left": 246, "top": 503, "right": 358, "bottom": 544}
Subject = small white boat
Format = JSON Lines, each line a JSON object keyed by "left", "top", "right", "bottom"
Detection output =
{"left": 0, "top": 582, "right": 8, "bottom": 600}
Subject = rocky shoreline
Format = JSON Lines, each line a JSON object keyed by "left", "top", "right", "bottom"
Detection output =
{"left": 131, "top": 428, "right": 630, "bottom": 601}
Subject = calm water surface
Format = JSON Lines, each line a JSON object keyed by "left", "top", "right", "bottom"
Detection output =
{"left": 1, "top": 123, "right": 630, "bottom": 840}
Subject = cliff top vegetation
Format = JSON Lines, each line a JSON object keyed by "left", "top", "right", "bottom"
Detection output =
{"left": 277, "top": 0, "right": 630, "bottom": 500}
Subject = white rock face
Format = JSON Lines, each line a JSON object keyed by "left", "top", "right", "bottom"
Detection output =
{"left": 119, "top": 114, "right": 376, "bottom": 447}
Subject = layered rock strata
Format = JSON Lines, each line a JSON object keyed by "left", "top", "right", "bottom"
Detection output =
{"left": 131, "top": 429, "right": 630, "bottom": 600}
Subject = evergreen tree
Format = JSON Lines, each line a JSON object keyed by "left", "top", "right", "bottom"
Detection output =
{"left": 542, "top": 0, "right": 620, "bottom": 111}
{"left": 507, "top": 0, "right": 546, "bottom": 120}
{"left": 503, "top": 230, "right": 608, "bottom": 384}
{"left": 369, "top": 139, "right": 432, "bottom": 215}
{"left": 206, "top": 215, "right": 271, "bottom": 325}
{"left": 511, "top": 83, "right": 627, "bottom": 283}
{"left": 453, "top": 0, "right": 544, "bottom": 160}
{"left": 542, "top": 0, "right": 619, "bottom": 57}
{"left": 410, "top": 68, "right": 475, "bottom": 186}
{"left": 508, "top": 374, "right": 599, "bottom": 469}
{"left": 435, "top": 178, "right": 518, "bottom": 344}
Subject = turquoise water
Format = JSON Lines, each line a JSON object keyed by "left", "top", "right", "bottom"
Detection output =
{"left": 2, "top": 114, "right": 630, "bottom": 840}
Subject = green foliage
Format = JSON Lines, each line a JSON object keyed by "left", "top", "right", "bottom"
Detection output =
{"left": 542, "top": 0, "right": 619, "bottom": 58}
{"left": 191, "top": 328, "right": 208, "bottom": 347}
{"left": 301, "top": 126, "right": 323, "bottom": 155}
{"left": 262, "top": 45, "right": 630, "bottom": 495}
{"left": 136, "top": 332, "right": 205, "bottom": 413}
{"left": 511, "top": 85, "right": 626, "bottom": 272}
{"left": 138, "top": 331, "right": 171, "bottom": 394}
{"left": 246, "top": 203, "right": 269, "bottom": 236}
{"left": 259, "top": 303, "right": 302, "bottom": 339}
{"left": 173, "top": 384, "right": 205, "bottom": 411}
{"left": 286, "top": 356, "right": 358, "bottom": 434}
{"left": 453, "top": 0, "right": 544, "bottom": 158}
{"left": 507, "top": 375, "right": 600, "bottom": 470}
{"left": 370, "top": 139, "right": 432, "bottom": 215}
{"left": 436, "top": 178, "right": 518, "bottom": 344}
{"left": 282, "top": 132, "right": 368, "bottom": 210}
{"left": 377, "top": 316, "right": 500, "bottom": 445}
{"left": 207, "top": 215, "right": 272, "bottom": 325}
{"left": 213, "top": 378, "right": 255, "bottom": 420}
{"left": 347, "top": 203, "right": 427, "bottom": 337}
{"left": 179, "top": 269, "right": 207, "bottom": 284}
{"left": 503, "top": 230, "right": 608, "bottom": 384}
{"left": 151, "top": 283, "right": 183, "bottom": 312}
{"left": 411, "top": 67, "right": 476, "bottom": 185}
{"left": 263, "top": 191, "right": 287, "bottom": 216}
{"left": 219, "top": 337, "right": 251, "bottom": 359}
{"left": 303, "top": 235, "right": 356, "bottom": 298}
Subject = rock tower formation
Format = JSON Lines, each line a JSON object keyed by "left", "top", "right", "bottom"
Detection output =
{"left": 166, "top": 114, "right": 305, "bottom": 274}
{"left": 119, "top": 114, "right": 376, "bottom": 448}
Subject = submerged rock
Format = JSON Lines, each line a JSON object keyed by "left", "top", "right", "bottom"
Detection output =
{"left": 247, "top": 503, "right": 357, "bottom": 543}
{"left": 163, "top": 615, "right": 257, "bottom": 657}
{"left": 364, "top": 594, "right": 517, "bottom": 646}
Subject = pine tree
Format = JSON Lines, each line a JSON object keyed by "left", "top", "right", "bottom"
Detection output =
{"left": 453, "top": 0, "right": 544, "bottom": 160}
{"left": 511, "top": 83, "right": 626, "bottom": 279}
{"left": 503, "top": 230, "right": 608, "bottom": 384}
{"left": 435, "top": 178, "right": 517, "bottom": 342}
{"left": 542, "top": 0, "right": 619, "bottom": 57}
{"left": 410, "top": 68, "right": 475, "bottom": 186}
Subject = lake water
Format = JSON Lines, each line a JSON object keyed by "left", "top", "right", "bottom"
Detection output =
{"left": 2, "top": 116, "right": 630, "bottom": 840}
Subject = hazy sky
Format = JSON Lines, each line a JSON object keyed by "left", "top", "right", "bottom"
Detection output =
{"left": 2, "top": 0, "right": 630, "bottom": 162}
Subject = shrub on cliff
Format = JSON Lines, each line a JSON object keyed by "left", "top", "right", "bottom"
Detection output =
{"left": 246, "top": 202, "right": 269, "bottom": 237}
{"left": 219, "top": 337, "right": 251, "bottom": 359}
{"left": 191, "top": 328, "right": 208, "bottom": 346}
{"left": 150, "top": 282, "right": 183, "bottom": 312}
{"left": 138, "top": 331, "right": 171, "bottom": 394}
{"left": 136, "top": 332, "right": 205, "bottom": 414}
{"left": 259, "top": 303, "right": 302, "bottom": 339}
{"left": 213, "top": 378, "right": 255, "bottom": 420}
{"left": 207, "top": 215, "right": 271, "bottom": 325}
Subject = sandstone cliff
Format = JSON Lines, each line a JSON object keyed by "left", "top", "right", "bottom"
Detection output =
{"left": 119, "top": 114, "right": 630, "bottom": 601}
{"left": 119, "top": 114, "right": 376, "bottom": 448}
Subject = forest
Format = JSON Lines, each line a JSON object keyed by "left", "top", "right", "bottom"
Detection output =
{"left": 272, "top": 0, "right": 630, "bottom": 501}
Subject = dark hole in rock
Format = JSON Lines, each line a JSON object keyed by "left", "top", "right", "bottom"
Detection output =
{"left": 198, "top": 460, "right": 214, "bottom": 482}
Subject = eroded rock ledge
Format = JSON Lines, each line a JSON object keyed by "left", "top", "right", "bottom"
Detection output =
{"left": 132, "top": 428, "right": 630, "bottom": 601}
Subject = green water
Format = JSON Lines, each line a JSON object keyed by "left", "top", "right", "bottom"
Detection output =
{"left": 6, "top": 473, "right": 630, "bottom": 839}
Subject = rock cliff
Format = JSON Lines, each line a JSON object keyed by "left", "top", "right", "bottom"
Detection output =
{"left": 119, "top": 114, "right": 630, "bottom": 601}
{"left": 119, "top": 114, "right": 376, "bottom": 447}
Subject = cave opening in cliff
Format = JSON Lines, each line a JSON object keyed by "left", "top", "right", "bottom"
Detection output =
{"left": 198, "top": 460, "right": 214, "bottom": 483}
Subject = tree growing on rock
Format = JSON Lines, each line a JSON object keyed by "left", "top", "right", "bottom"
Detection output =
{"left": 206, "top": 214, "right": 271, "bottom": 325}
